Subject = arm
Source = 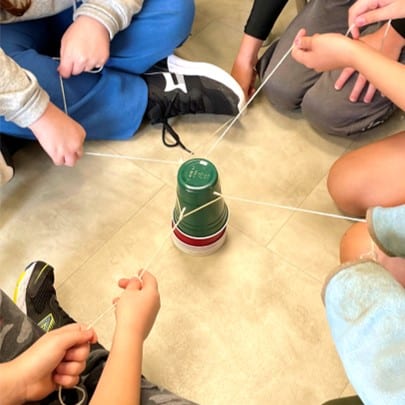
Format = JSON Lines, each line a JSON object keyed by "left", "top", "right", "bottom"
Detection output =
{"left": 334, "top": 22, "right": 405, "bottom": 103}
{"left": 231, "top": 34, "right": 264, "bottom": 98}
{"left": 292, "top": 30, "right": 405, "bottom": 110}
{"left": 232, "top": 0, "right": 288, "bottom": 98}
{"left": 90, "top": 272, "right": 160, "bottom": 405}
{"left": 0, "top": 324, "right": 95, "bottom": 405}
{"left": 0, "top": 49, "right": 86, "bottom": 166}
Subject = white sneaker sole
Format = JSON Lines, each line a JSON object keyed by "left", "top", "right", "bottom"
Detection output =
{"left": 167, "top": 54, "right": 246, "bottom": 112}
{"left": 0, "top": 152, "right": 13, "bottom": 186}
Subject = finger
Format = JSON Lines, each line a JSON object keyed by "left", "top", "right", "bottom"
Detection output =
{"left": 334, "top": 67, "right": 354, "bottom": 90}
{"left": 363, "top": 82, "right": 376, "bottom": 103}
{"left": 294, "top": 34, "right": 312, "bottom": 51}
{"left": 63, "top": 343, "right": 91, "bottom": 362}
{"left": 53, "top": 373, "right": 80, "bottom": 388}
{"left": 139, "top": 271, "right": 158, "bottom": 291}
{"left": 56, "top": 359, "right": 87, "bottom": 377}
{"left": 349, "top": 74, "right": 368, "bottom": 102}
{"left": 71, "top": 59, "right": 87, "bottom": 76}
{"left": 118, "top": 273, "right": 144, "bottom": 289}
{"left": 118, "top": 278, "right": 131, "bottom": 288}
{"left": 76, "top": 146, "right": 84, "bottom": 159}
{"left": 348, "top": 0, "right": 378, "bottom": 28}
{"left": 125, "top": 277, "right": 143, "bottom": 291}
{"left": 53, "top": 324, "right": 96, "bottom": 348}
{"left": 58, "top": 59, "right": 74, "bottom": 79}
{"left": 293, "top": 28, "right": 308, "bottom": 48}
{"left": 64, "top": 154, "right": 77, "bottom": 168}
{"left": 354, "top": 9, "right": 392, "bottom": 28}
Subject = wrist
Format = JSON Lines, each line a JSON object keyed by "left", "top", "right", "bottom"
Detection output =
{"left": 237, "top": 34, "right": 263, "bottom": 67}
{"left": 114, "top": 321, "right": 145, "bottom": 345}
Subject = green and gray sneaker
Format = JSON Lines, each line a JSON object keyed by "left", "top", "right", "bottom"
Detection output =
{"left": 13, "top": 261, "right": 75, "bottom": 332}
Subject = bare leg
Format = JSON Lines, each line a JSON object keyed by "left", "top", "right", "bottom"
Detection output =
{"left": 340, "top": 222, "right": 405, "bottom": 287}
{"left": 328, "top": 131, "right": 405, "bottom": 217}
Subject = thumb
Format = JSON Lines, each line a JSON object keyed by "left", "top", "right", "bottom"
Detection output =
{"left": 53, "top": 324, "right": 96, "bottom": 348}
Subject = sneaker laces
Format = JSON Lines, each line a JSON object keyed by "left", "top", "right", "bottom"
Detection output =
{"left": 160, "top": 93, "right": 193, "bottom": 155}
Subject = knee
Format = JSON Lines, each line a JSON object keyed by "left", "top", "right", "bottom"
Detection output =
{"left": 263, "top": 79, "right": 300, "bottom": 112}
{"left": 340, "top": 222, "right": 373, "bottom": 264}
{"left": 327, "top": 158, "right": 370, "bottom": 217}
{"left": 169, "top": 0, "right": 195, "bottom": 45}
{"left": 302, "top": 94, "right": 353, "bottom": 136}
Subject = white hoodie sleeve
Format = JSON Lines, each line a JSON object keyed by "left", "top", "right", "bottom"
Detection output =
{"left": 74, "top": 0, "right": 144, "bottom": 39}
{"left": 0, "top": 48, "right": 50, "bottom": 128}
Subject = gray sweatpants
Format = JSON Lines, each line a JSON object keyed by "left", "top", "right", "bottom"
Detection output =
{"left": 0, "top": 290, "right": 198, "bottom": 405}
{"left": 259, "top": 0, "right": 405, "bottom": 136}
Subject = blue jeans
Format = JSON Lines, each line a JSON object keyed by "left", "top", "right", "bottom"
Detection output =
{"left": 0, "top": 0, "right": 195, "bottom": 140}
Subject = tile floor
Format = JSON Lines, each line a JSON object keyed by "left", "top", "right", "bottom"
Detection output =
{"left": 1, "top": 0, "right": 404, "bottom": 403}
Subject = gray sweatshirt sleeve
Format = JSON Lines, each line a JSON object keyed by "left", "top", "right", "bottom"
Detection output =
{"left": 0, "top": 48, "right": 50, "bottom": 128}
{"left": 74, "top": 0, "right": 144, "bottom": 39}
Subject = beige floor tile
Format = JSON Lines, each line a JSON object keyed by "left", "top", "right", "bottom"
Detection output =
{"left": 268, "top": 177, "right": 354, "bottom": 282}
{"left": 1, "top": 0, "right": 401, "bottom": 403}
{"left": 0, "top": 142, "right": 164, "bottom": 294}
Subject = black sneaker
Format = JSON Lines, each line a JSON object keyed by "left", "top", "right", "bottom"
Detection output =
{"left": 0, "top": 134, "right": 15, "bottom": 186}
{"left": 13, "top": 261, "right": 75, "bottom": 332}
{"left": 143, "top": 55, "right": 245, "bottom": 153}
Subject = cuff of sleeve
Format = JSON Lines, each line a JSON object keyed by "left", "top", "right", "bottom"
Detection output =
{"left": 321, "top": 259, "right": 377, "bottom": 306}
{"left": 8, "top": 73, "right": 50, "bottom": 128}
{"left": 366, "top": 207, "right": 397, "bottom": 257}
{"left": 74, "top": 4, "right": 124, "bottom": 39}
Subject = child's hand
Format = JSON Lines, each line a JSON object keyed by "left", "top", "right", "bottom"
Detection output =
{"left": 59, "top": 16, "right": 110, "bottom": 78}
{"left": 292, "top": 30, "right": 353, "bottom": 72}
{"left": 348, "top": 0, "right": 405, "bottom": 39}
{"left": 231, "top": 56, "right": 257, "bottom": 100}
{"left": 12, "top": 323, "right": 97, "bottom": 403}
{"left": 334, "top": 26, "right": 403, "bottom": 103}
{"left": 29, "top": 102, "right": 86, "bottom": 166}
{"left": 114, "top": 271, "right": 160, "bottom": 340}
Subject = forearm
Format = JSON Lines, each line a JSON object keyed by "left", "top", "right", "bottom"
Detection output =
{"left": 90, "top": 330, "right": 143, "bottom": 405}
{"left": 0, "top": 48, "right": 49, "bottom": 128}
{"left": 244, "top": 0, "right": 288, "bottom": 40}
{"left": 234, "top": 34, "right": 263, "bottom": 67}
{"left": 0, "top": 362, "right": 24, "bottom": 405}
{"left": 350, "top": 41, "right": 405, "bottom": 110}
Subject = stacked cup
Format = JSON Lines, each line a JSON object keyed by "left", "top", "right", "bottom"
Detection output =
{"left": 172, "top": 158, "right": 229, "bottom": 256}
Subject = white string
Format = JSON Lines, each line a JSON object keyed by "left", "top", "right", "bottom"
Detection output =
{"left": 205, "top": 20, "right": 383, "bottom": 158}
{"left": 379, "top": 19, "right": 392, "bottom": 51}
{"left": 59, "top": 75, "right": 68, "bottom": 115}
{"left": 84, "top": 206, "right": 186, "bottom": 329}
{"left": 214, "top": 192, "right": 366, "bottom": 223}
{"left": 56, "top": 25, "right": 370, "bottom": 404}
{"left": 140, "top": 207, "right": 186, "bottom": 278}
{"left": 182, "top": 196, "right": 224, "bottom": 219}
{"left": 58, "top": 384, "right": 86, "bottom": 405}
{"left": 205, "top": 44, "right": 295, "bottom": 157}
{"left": 84, "top": 151, "right": 180, "bottom": 165}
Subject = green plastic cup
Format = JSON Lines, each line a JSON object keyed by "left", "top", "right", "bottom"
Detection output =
{"left": 172, "top": 158, "right": 229, "bottom": 254}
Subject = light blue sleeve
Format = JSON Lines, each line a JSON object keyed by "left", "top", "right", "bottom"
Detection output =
{"left": 367, "top": 204, "right": 405, "bottom": 258}
{"left": 323, "top": 260, "right": 405, "bottom": 405}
